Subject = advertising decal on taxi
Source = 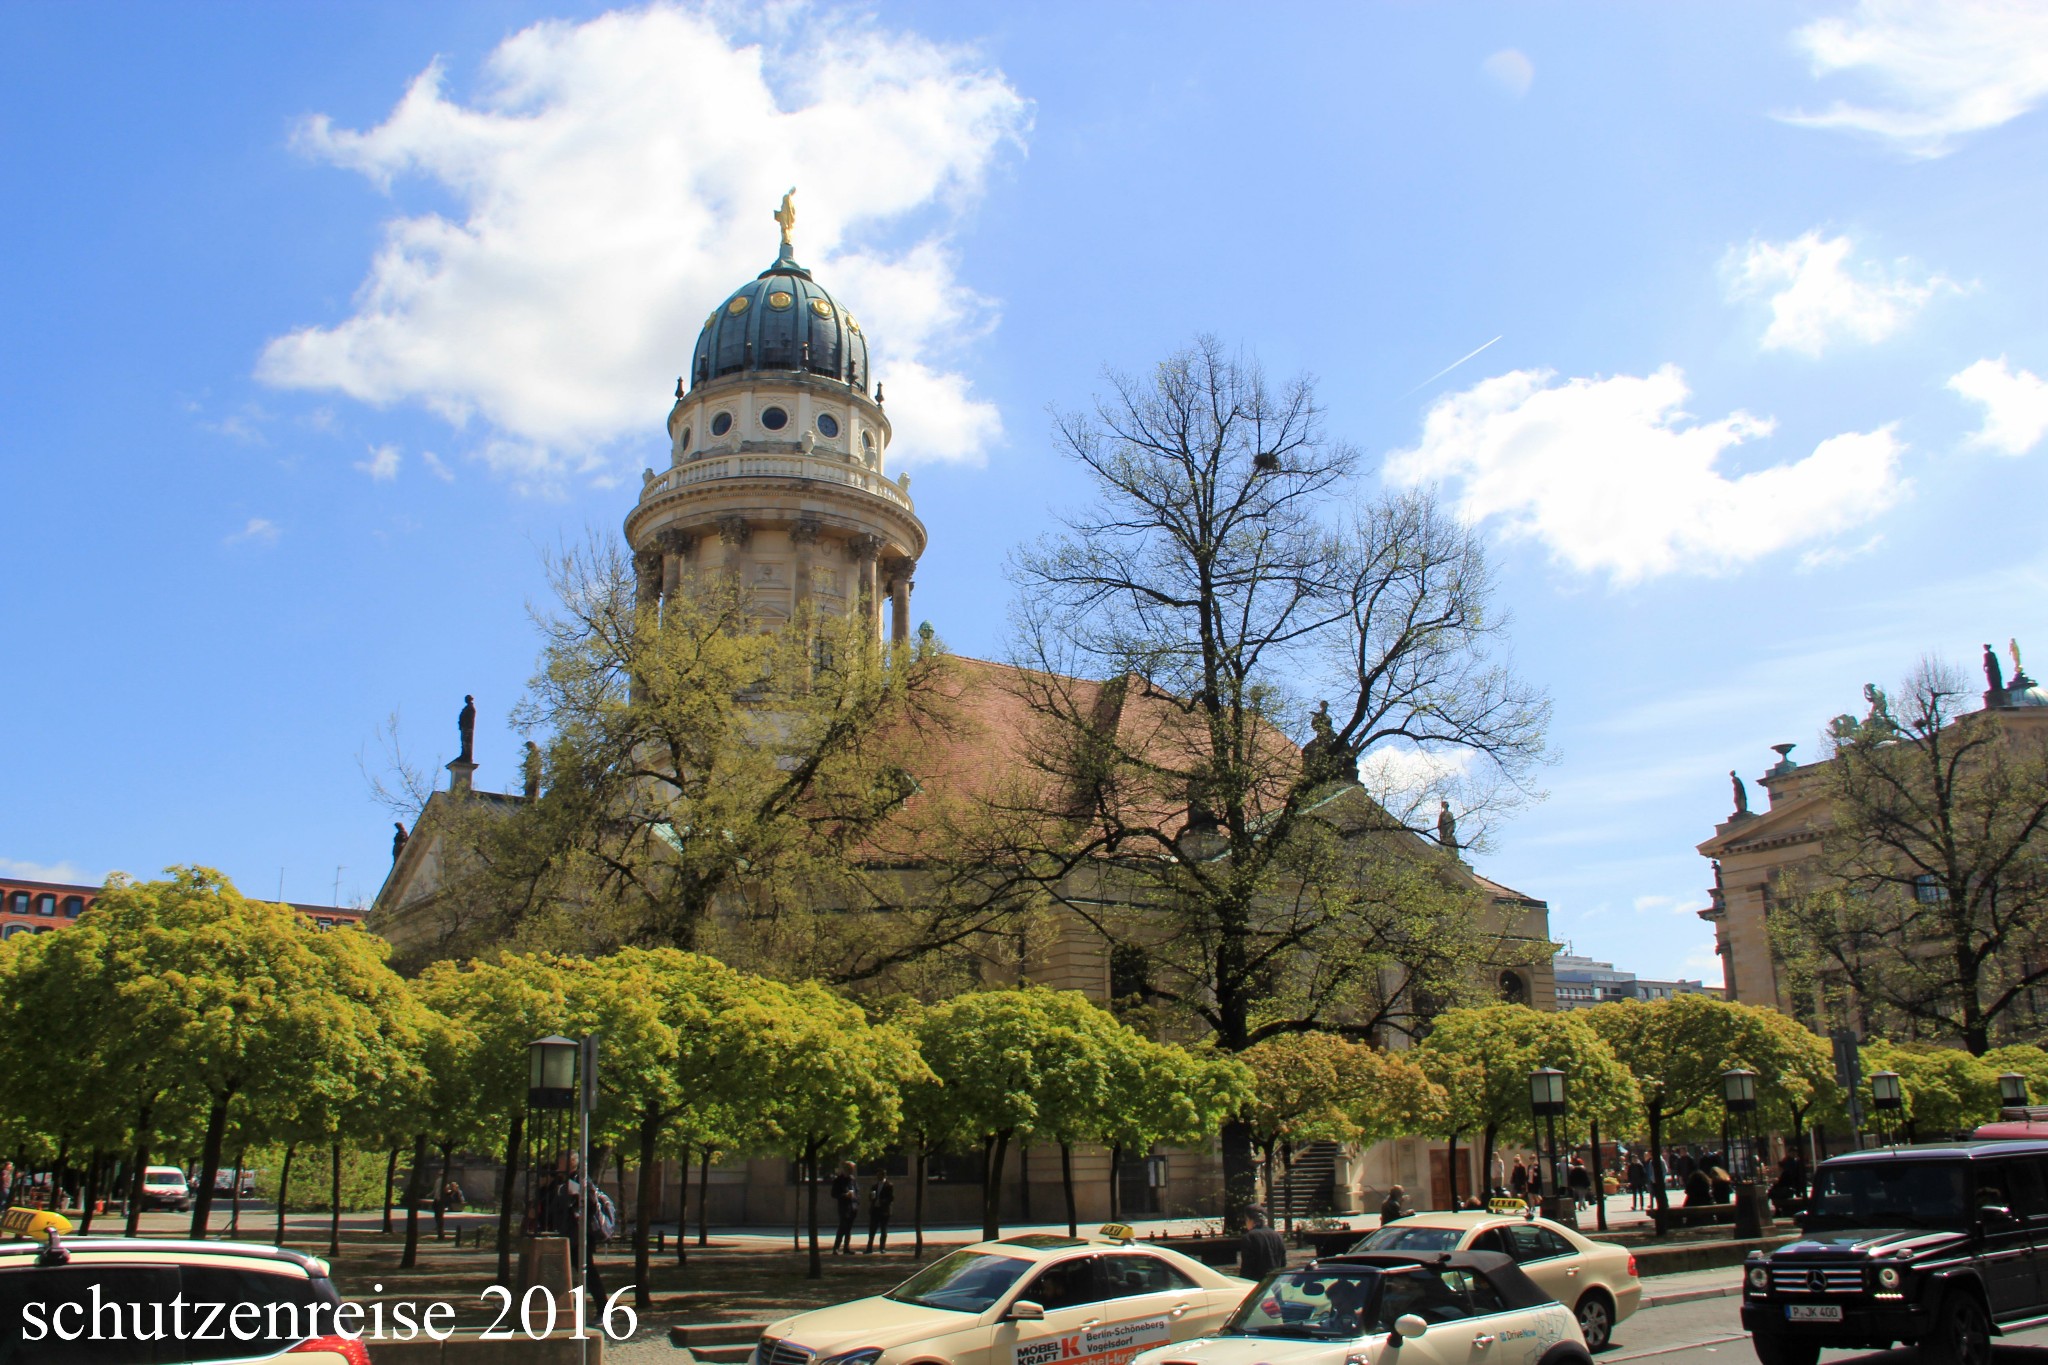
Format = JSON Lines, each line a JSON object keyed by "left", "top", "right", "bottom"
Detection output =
{"left": 1015, "top": 1316, "right": 1173, "bottom": 1365}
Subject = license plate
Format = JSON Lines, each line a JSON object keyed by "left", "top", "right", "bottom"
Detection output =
{"left": 1787, "top": 1306, "right": 1843, "bottom": 1322}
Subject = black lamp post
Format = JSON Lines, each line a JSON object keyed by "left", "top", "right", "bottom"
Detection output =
{"left": 1530, "top": 1067, "right": 1568, "bottom": 1223}
{"left": 523, "top": 1034, "right": 597, "bottom": 1312}
{"left": 1870, "top": 1070, "right": 1904, "bottom": 1147}
{"left": 1999, "top": 1072, "right": 2030, "bottom": 1113}
{"left": 1722, "top": 1068, "right": 1758, "bottom": 1180}
{"left": 529, "top": 1035, "right": 578, "bottom": 1109}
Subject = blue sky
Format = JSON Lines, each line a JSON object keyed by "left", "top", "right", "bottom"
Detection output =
{"left": 5, "top": 1, "right": 2045, "bottom": 981}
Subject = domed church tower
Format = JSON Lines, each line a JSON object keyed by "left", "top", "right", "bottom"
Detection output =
{"left": 625, "top": 191, "right": 927, "bottom": 641}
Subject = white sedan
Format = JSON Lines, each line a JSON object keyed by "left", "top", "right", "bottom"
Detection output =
{"left": 752, "top": 1229, "right": 1251, "bottom": 1365}
{"left": 1131, "top": 1251, "right": 1591, "bottom": 1365}
{"left": 1349, "top": 1212, "right": 1641, "bottom": 1351}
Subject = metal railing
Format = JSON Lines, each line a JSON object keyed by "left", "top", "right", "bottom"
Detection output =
{"left": 642, "top": 453, "right": 912, "bottom": 510}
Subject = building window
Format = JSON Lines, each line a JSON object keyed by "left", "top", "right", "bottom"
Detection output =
{"left": 677, "top": 426, "right": 691, "bottom": 452}
{"left": 1109, "top": 944, "right": 1153, "bottom": 1006}
{"left": 1, "top": 924, "right": 25, "bottom": 939}
{"left": 761, "top": 406, "right": 788, "bottom": 431}
{"left": 816, "top": 413, "right": 840, "bottom": 438}
{"left": 1499, "top": 970, "right": 1528, "bottom": 1005}
{"left": 710, "top": 411, "right": 733, "bottom": 437}
{"left": 7, "top": 891, "right": 26, "bottom": 915}
{"left": 1914, "top": 875, "right": 1949, "bottom": 904}
{"left": 35, "top": 894, "right": 56, "bottom": 916}
{"left": 62, "top": 896, "right": 84, "bottom": 918}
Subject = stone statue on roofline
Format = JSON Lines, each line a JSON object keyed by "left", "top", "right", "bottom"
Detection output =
{"left": 457, "top": 694, "right": 477, "bottom": 763}
{"left": 1730, "top": 770, "right": 1749, "bottom": 816}
{"left": 1300, "top": 700, "right": 1352, "bottom": 788}
{"left": 1986, "top": 643, "right": 2006, "bottom": 694}
{"left": 1437, "top": 799, "right": 1459, "bottom": 853}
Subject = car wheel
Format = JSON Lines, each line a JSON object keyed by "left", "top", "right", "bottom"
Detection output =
{"left": 1750, "top": 1334, "right": 1820, "bottom": 1365}
{"left": 1575, "top": 1292, "right": 1615, "bottom": 1352}
{"left": 1923, "top": 1293, "right": 1992, "bottom": 1365}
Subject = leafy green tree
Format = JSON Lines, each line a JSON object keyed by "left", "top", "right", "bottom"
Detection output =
{"left": 1771, "top": 660, "right": 2048, "bottom": 1054}
{"left": 1858, "top": 1041, "right": 1998, "bottom": 1138}
{"left": 1980, "top": 1044, "right": 2048, "bottom": 1110}
{"left": 1097, "top": 1041, "right": 1252, "bottom": 1223}
{"left": 1415, "top": 1005, "right": 1636, "bottom": 1204}
{"left": 1583, "top": 995, "right": 1823, "bottom": 1216}
{"left": 998, "top": 339, "right": 1549, "bottom": 1217}
{"left": 1241, "top": 1033, "right": 1439, "bottom": 1224}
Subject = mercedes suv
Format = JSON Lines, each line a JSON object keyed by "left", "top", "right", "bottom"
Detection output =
{"left": 1742, "top": 1139, "right": 2048, "bottom": 1365}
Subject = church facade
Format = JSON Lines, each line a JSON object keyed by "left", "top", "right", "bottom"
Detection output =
{"left": 371, "top": 203, "right": 1560, "bottom": 1224}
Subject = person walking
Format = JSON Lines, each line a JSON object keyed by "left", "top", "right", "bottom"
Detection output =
{"left": 1567, "top": 1158, "right": 1592, "bottom": 1210}
{"left": 830, "top": 1162, "right": 860, "bottom": 1255}
{"left": 1379, "top": 1184, "right": 1407, "bottom": 1224}
{"left": 545, "top": 1154, "right": 607, "bottom": 1311}
{"left": 1625, "top": 1156, "right": 1647, "bottom": 1211}
{"left": 866, "top": 1172, "right": 895, "bottom": 1253}
{"left": 1239, "top": 1206, "right": 1288, "bottom": 1281}
{"left": 1509, "top": 1159, "right": 1528, "bottom": 1202}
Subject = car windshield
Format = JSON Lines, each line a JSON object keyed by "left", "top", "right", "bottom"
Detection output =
{"left": 1353, "top": 1226, "right": 1465, "bottom": 1253}
{"left": 144, "top": 1174, "right": 182, "bottom": 1186}
{"left": 1805, "top": 1160, "right": 1967, "bottom": 1229}
{"left": 1224, "top": 1268, "right": 1382, "bottom": 1339}
{"left": 886, "top": 1250, "right": 1035, "bottom": 1314}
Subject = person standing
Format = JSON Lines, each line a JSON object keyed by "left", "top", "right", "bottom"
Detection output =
{"left": 866, "top": 1173, "right": 895, "bottom": 1253}
{"left": 830, "top": 1162, "right": 860, "bottom": 1255}
{"left": 1239, "top": 1207, "right": 1288, "bottom": 1280}
{"left": 1567, "top": 1158, "right": 1592, "bottom": 1210}
{"left": 0, "top": 1161, "right": 13, "bottom": 1209}
{"left": 1509, "top": 1159, "right": 1528, "bottom": 1202}
{"left": 1379, "top": 1184, "right": 1407, "bottom": 1224}
{"left": 546, "top": 1154, "right": 607, "bottom": 1311}
{"left": 1625, "top": 1156, "right": 1647, "bottom": 1211}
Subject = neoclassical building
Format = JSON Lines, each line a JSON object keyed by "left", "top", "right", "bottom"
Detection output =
{"left": 371, "top": 205, "right": 1558, "bottom": 1224}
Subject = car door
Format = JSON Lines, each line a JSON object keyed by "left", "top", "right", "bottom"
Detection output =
{"left": 1497, "top": 1223, "right": 1580, "bottom": 1308}
{"left": 1975, "top": 1161, "right": 2035, "bottom": 1320}
{"left": 1368, "top": 1268, "right": 1488, "bottom": 1365}
{"left": 1093, "top": 1253, "right": 1219, "bottom": 1350}
{"left": 999, "top": 1254, "right": 1111, "bottom": 1365}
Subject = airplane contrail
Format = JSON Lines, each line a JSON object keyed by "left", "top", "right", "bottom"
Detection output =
{"left": 1404, "top": 335, "right": 1502, "bottom": 397}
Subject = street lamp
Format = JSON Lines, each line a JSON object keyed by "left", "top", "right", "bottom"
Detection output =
{"left": 521, "top": 1034, "right": 599, "bottom": 1315}
{"left": 1870, "top": 1070, "right": 1904, "bottom": 1147}
{"left": 1722, "top": 1069, "right": 1758, "bottom": 1181}
{"left": 1529, "top": 1067, "right": 1567, "bottom": 1222}
{"left": 1999, "top": 1072, "right": 2030, "bottom": 1110}
{"left": 528, "top": 1035, "right": 578, "bottom": 1109}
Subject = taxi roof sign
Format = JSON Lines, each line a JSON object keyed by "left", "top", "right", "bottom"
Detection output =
{"left": 3, "top": 1206, "right": 75, "bottom": 1244}
{"left": 1097, "top": 1222, "right": 1137, "bottom": 1243}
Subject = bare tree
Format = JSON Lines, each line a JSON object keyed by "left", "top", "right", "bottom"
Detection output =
{"left": 1772, "top": 659, "right": 2048, "bottom": 1054}
{"left": 999, "top": 337, "right": 1549, "bottom": 1219}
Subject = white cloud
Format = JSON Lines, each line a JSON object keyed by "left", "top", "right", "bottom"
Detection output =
{"left": 0, "top": 857, "right": 96, "bottom": 885}
{"left": 259, "top": 4, "right": 1029, "bottom": 486}
{"left": 1387, "top": 365, "right": 1907, "bottom": 584}
{"left": 421, "top": 450, "right": 455, "bottom": 482}
{"left": 356, "top": 443, "right": 402, "bottom": 480}
{"left": 226, "top": 517, "right": 282, "bottom": 546}
{"left": 1949, "top": 356, "right": 2048, "bottom": 455}
{"left": 1482, "top": 49, "right": 1534, "bottom": 98}
{"left": 1356, "top": 744, "right": 1475, "bottom": 802}
{"left": 1782, "top": 0, "right": 2048, "bottom": 157}
{"left": 1724, "top": 232, "right": 1953, "bottom": 355}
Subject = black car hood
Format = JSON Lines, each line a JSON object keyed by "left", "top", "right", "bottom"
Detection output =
{"left": 1777, "top": 1229, "right": 1966, "bottom": 1257}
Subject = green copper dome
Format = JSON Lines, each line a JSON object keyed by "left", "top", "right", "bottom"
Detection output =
{"left": 689, "top": 242, "right": 870, "bottom": 394}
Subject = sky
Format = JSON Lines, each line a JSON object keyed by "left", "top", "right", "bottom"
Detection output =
{"left": 4, "top": 0, "right": 2046, "bottom": 982}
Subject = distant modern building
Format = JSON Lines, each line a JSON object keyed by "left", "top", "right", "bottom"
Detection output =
{"left": 1552, "top": 952, "right": 1719, "bottom": 1008}
{"left": 0, "top": 874, "right": 363, "bottom": 941}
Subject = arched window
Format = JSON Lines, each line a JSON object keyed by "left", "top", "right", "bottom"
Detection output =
{"left": 8, "top": 890, "right": 28, "bottom": 915}
{"left": 1499, "top": 971, "right": 1528, "bottom": 1005}
{"left": 35, "top": 894, "right": 56, "bottom": 916}
{"left": 61, "top": 896, "right": 84, "bottom": 918}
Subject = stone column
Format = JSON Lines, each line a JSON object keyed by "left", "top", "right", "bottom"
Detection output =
{"left": 716, "top": 515, "right": 751, "bottom": 576}
{"left": 790, "top": 516, "right": 822, "bottom": 618}
{"left": 847, "top": 534, "right": 884, "bottom": 638}
{"left": 889, "top": 559, "right": 915, "bottom": 642}
{"left": 634, "top": 550, "right": 662, "bottom": 614}
{"left": 655, "top": 530, "right": 692, "bottom": 606}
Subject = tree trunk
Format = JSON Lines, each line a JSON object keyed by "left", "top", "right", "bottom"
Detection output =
{"left": 123, "top": 1100, "right": 155, "bottom": 1237}
{"left": 981, "top": 1130, "right": 1012, "bottom": 1242}
{"left": 1481, "top": 1124, "right": 1497, "bottom": 1199}
{"left": 1589, "top": 1118, "right": 1607, "bottom": 1232}
{"left": 1447, "top": 1131, "right": 1461, "bottom": 1209}
{"left": 1648, "top": 1105, "right": 1669, "bottom": 1225}
{"left": 495, "top": 1112, "right": 523, "bottom": 1286}
{"left": 1281, "top": 1141, "right": 1296, "bottom": 1232}
{"left": 275, "top": 1144, "right": 297, "bottom": 1247}
{"left": 328, "top": 1140, "right": 344, "bottom": 1259}
{"left": 913, "top": 1143, "right": 928, "bottom": 1260}
{"left": 805, "top": 1143, "right": 824, "bottom": 1280}
{"left": 674, "top": 1142, "right": 689, "bottom": 1268}
{"left": 435, "top": 1143, "right": 454, "bottom": 1240}
{"left": 189, "top": 1092, "right": 231, "bottom": 1239}
{"left": 402, "top": 1131, "right": 427, "bottom": 1269}
{"left": 1060, "top": 1142, "right": 1078, "bottom": 1237}
{"left": 1017, "top": 1138, "right": 1031, "bottom": 1221}
{"left": 382, "top": 1146, "right": 400, "bottom": 1235}
{"left": 633, "top": 1107, "right": 660, "bottom": 1311}
{"left": 1219, "top": 1117, "right": 1257, "bottom": 1231}
{"left": 698, "top": 1149, "right": 712, "bottom": 1246}
{"left": 1108, "top": 1143, "right": 1123, "bottom": 1223}
{"left": 79, "top": 1150, "right": 103, "bottom": 1235}
{"left": 230, "top": 1145, "right": 247, "bottom": 1239}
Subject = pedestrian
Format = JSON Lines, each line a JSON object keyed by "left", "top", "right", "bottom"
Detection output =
{"left": 866, "top": 1172, "right": 895, "bottom": 1253}
{"left": 1379, "top": 1184, "right": 1406, "bottom": 1224}
{"left": 1509, "top": 1159, "right": 1528, "bottom": 1201}
{"left": 1239, "top": 1206, "right": 1288, "bottom": 1281}
{"left": 1710, "top": 1166, "right": 1734, "bottom": 1204}
{"left": 1625, "top": 1157, "right": 1646, "bottom": 1211}
{"left": 0, "top": 1161, "right": 13, "bottom": 1209}
{"left": 1682, "top": 1166, "right": 1712, "bottom": 1207}
{"left": 545, "top": 1154, "right": 607, "bottom": 1311}
{"left": 1567, "top": 1158, "right": 1591, "bottom": 1210}
{"left": 830, "top": 1161, "right": 860, "bottom": 1255}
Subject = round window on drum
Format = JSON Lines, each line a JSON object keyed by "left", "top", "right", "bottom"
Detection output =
{"left": 710, "top": 412, "right": 733, "bottom": 437}
{"left": 761, "top": 407, "right": 788, "bottom": 431}
{"left": 816, "top": 413, "right": 840, "bottom": 438}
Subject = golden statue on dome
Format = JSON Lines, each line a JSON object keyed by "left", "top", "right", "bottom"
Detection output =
{"left": 773, "top": 187, "right": 797, "bottom": 246}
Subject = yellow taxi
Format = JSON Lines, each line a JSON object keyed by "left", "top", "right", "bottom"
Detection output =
{"left": 752, "top": 1227, "right": 1251, "bottom": 1365}
{"left": 1349, "top": 1212, "right": 1641, "bottom": 1351}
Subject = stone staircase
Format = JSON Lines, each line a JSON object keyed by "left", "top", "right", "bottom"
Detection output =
{"left": 1272, "top": 1140, "right": 1340, "bottom": 1219}
{"left": 668, "top": 1322, "right": 767, "bottom": 1363}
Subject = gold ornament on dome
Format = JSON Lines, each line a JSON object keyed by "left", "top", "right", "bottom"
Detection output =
{"left": 810, "top": 298, "right": 835, "bottom": 318}
{"left": 726, "top": 295, "right": 750, "bottom": 315}
{"left": 772, "top": 187, "right": 797, "bottom": 246}
{"left": 768, "top": 291, "right": 793, "bottom": 310}
{"left": 846, "top": 314, "right": 861, "bottom": 333}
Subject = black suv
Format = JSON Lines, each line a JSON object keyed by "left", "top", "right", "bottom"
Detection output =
{"left": 1742, "top": 1140, "right": 2048, "bottom": 1365}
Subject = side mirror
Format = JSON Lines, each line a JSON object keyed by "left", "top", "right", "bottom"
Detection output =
{"left": 1009, "top": 1301, "right": 1046, "bottom": 1322}
{"left": 1394, "top": 1315, "right": 1428, "bottom": 1340}
{"left": 1980, "top": 1205, "right": 2016, "bottom": 1227}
